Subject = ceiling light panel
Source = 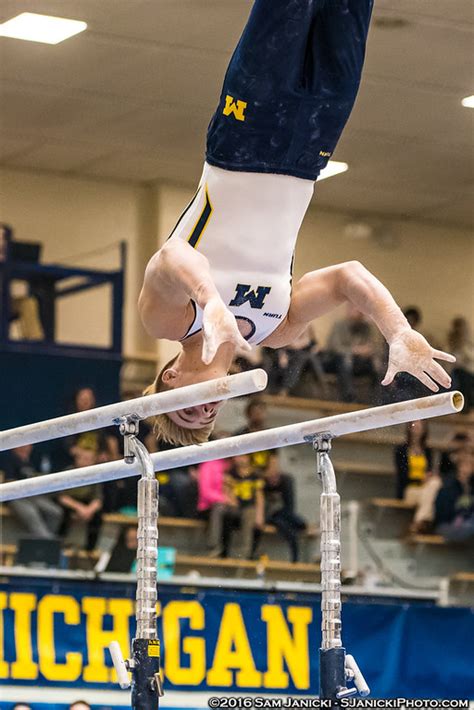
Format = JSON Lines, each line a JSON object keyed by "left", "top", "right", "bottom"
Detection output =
{"left": 0, "top": 12, "right": 87, "bottom": 45}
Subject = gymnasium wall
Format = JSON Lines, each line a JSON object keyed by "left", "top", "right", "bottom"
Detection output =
{"left": 0, "top": 168, "right": 152, "bottom": 355}
{"left": 1, "top": 168, "right": 473, "bottom": 364}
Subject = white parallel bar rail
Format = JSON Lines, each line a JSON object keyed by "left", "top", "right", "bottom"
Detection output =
{"left": 0, "top": 369, "right": 267, "bottom": 452}
{"left": 0, "top": 391, "right": 463, "bottom": 502}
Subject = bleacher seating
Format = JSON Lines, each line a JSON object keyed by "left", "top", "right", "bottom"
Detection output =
{"left": 1, "top": 385, "right": 472, "bottom": 592}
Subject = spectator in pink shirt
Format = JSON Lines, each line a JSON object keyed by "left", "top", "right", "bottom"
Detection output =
{"left": 197, "top": 437, "right": 235, "bottom": 556}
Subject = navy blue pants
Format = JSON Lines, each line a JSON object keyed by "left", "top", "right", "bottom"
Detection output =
{"left": 206, "top": 0, "right": 374, "bottom": 180}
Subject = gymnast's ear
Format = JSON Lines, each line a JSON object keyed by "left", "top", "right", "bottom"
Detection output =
{"left": 161, "top": 366, "right": 179, "bottom": 385}
{"left": 143, "top": 355, "right": 179, "bottom": 396}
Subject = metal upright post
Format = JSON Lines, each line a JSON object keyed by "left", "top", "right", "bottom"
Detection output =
{"left": 310, "top": 434, "right": 370, "bottom": 705}
{"left": 109, "top": 415, "right": 163, "bottom": 709}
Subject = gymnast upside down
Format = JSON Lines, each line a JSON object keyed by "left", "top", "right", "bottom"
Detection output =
{"left": 139, "top": 0, "right": 454, "bottom": 445}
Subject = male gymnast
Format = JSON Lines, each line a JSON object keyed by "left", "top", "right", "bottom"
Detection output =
{"left": 139, "top": 0, "right": 454, "bottom": 445}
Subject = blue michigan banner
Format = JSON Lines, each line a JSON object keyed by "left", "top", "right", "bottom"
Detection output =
{"left": 0, "top": 575, "right": 473, "bottom": 701}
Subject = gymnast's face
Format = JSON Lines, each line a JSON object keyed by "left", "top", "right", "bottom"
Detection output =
{"left": 166, "top": 401, "right": 223, "bottom": 429}
{"left": 161, "top": 360, "right": 227, "bottom": 429}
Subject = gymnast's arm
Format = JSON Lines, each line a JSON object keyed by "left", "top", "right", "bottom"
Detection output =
{"left": 139, "top": 239, "right": 250, "bottom": 363}
{"left": 263, "top": 261, "right": 455, "bottom": 392}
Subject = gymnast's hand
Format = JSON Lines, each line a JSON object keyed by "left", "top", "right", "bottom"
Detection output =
{"left": 201, "top": 297, "right": 252, "bottom": 365}
{"left": 382, "top": 329, "right": 455, "bottom": 392}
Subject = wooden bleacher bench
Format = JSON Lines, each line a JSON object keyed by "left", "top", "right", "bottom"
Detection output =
{"left": 0, "top": 542, "right": 319, "bottom": 581}
{"left": 0, "top": 544, "right": 16, "bottom": 566}
{"left": 447, "top": 572, "right": 474, "bottom": 602}
{"left": 370, "top": 498, "right": 415, "bottom": 510}
{"left": 449, "top": 572, "right": 474, "bottom": 583}
{"left": 405, "top": 534, "right": 446, "bottom": 546}
{"left": 174, "top": 554, "right": 320, "bottom": 581}
{"left": 102, "top": 513, "right": 319, "bottom": 539}
{"left": 406, "top": 534, "right": 474, "bottom": 547}
{"left": 263, "top": 394, "right": 362, "bottom": 416}
{"left": 103, "top": 513, "right": 202, "bottom": 529}
{"left": 175, "top": 554, "right": 319, "bottom": 572}
{"left": 0, "top": 543, "right": 99, "bottom": 567}
{"left": 338, "top": 461, "right": 394, "bottom": 477}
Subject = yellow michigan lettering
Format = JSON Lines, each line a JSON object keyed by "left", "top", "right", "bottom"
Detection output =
{"left": 262, "top": 605, "right": 313, "bottom": 689}
{"left": 163, "top": 600, "right": 205, "bottom": 685}
{"left": 207, "top": 603, "right": 261, "bottom": 687}
{"left": 10, "top": 593, "right": 38, "bottom": 680}
{"left": 38, "top": 595, "right": 82, "bottom": 681}
{"left": 82, "top": 597, "right": 133, "bottom": 683}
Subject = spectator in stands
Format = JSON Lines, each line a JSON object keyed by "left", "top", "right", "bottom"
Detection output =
{"left": 321, "top": 304, "right": 382, "bottom": 402}
{"left": 267, "top": 327, "right": 327, "bottom": 398}
{"left": 69, "top": 703, "right": 91, "bottom": 710}
{"left": 152, "top": 440, "right": 198, "bottom": 518}
{"left": 197, "top": 437, "right": 235, "bottom": 556}
{"left": 395, "top": 421, "right": 433, "bottom": 504}
{"left": 440, "top": 431, "right": 472, "bottom": 477}
{"left": 236, "top": 396, "right": 268, "bottom": 434}
{"left": 54, "top": 386, "right": 121, "bottom": 470}
{"left": 4, "top": 444, "right": 62, "bottom": 539}
{"left": 57, "top": 442, "right": 103, "bottom": 551}
{"left": 253, "top": 452, "right": 307, "bottom": 562}
{"left": 234, "top": 397, "right": 272, "bottom": 471}
{"left": 409, "top": 431, "right": 473, "bottom": 534}
{"left": 72, "top": 387, "right": 121, "bottom": 460}
{"left": 224, "top": 454, "right": 265, "bottom": 559}
{"left": 447, "top": 317, "right": 474, "bottom": 410}
{"left": 12, "top": 704, "right": 32, "bottom": 709}
{"left": 435, "top": 449, "right": 474, "bottom": 542}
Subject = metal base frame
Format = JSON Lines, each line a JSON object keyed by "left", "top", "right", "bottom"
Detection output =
{"left": 309, "top": 434, "right": 370, "bottom": 704}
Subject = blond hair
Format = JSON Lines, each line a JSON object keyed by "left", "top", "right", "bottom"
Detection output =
{"left": 143, "top": 357, "right": 215, "bottom": 446}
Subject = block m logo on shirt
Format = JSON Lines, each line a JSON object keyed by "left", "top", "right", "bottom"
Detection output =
{"left": 223, "top": 94, "right": 248, "bottom": 122}
{"left": 229, "top": 284, "right": 272, "bottom": 310}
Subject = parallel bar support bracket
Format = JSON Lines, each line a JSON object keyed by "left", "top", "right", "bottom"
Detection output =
{"left": 109, "top": 416, "right": 163, "bottom": 709}
{"left": 306, "top": 433, "right": 370, "bottom": 705}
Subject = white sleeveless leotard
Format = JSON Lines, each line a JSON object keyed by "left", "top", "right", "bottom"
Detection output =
{"left": 169, "top": 163, "right": 314, "bottom": 345}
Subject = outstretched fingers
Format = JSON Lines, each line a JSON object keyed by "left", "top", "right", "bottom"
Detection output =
{"left": 427, "top": 360, "right": 452, "bottom": 389}
{"left": 381, "top": 363, "right": 398, "bottom": 387}
{"left": 415, "top": 370, "right": 440, "bottom": 393}
{"left": 433, "top": 349, "right": 456, "bottom": 363}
